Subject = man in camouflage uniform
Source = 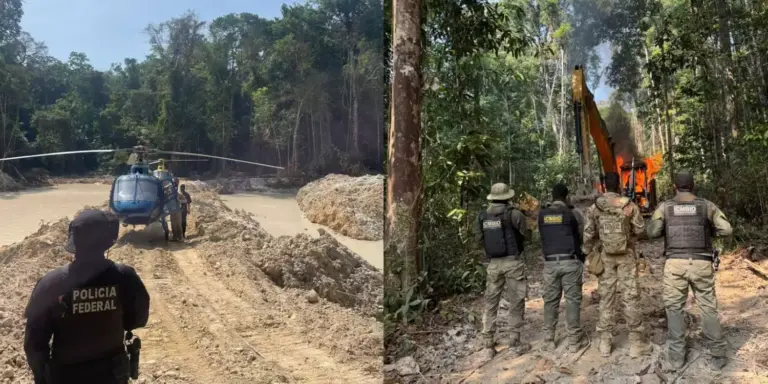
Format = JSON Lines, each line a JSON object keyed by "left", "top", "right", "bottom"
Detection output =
{"left": 583, "top": 172, "right": 651, "bottom": 358}
{"left": 476, "top": 183, "right": 532, "bottom": 359}
{"left": 538, "top": 183, "right": 588, "bottom": 352}
{"left": 646, "top": 171, "right": 731, "bottom": 371}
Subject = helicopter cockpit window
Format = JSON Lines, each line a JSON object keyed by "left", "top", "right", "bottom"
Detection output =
{"left": 112, "top": 178, "right": 159, "bottom": 202}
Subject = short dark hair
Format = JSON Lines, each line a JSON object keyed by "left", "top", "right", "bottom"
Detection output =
{"left": 674, "top": 171, "right": 694, "bottom": 191}
{"left": 604, "top": 172, "right": 620, "bottom": 192}
{"left": 552, "top": 183, "right": 569, "bottom": 200}
{"left": 180, "top": 184, "right": 186, "bottom": 189}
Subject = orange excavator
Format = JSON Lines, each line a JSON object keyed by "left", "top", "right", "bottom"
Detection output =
{"left": 571, "top": 65, "right": 661, "bottom": 214}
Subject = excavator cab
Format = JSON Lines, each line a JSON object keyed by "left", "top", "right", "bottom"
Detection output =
{"left": 619, "top": 160, "right": 658, "bottom": 213}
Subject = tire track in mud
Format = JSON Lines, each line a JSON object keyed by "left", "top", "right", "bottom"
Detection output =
{"left": 127, "top": 246, "right": 289, "bottom": 383}
{"left": 169, "top": 247, "right": 379, "bottom": 383}
{"left": 115, "top": 248, "right": 231, "bottom": 384}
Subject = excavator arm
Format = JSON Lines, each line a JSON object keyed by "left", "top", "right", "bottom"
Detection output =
{"left": 572, "top": 65, "right": 617, "bottom": 185}
{"left": 570, "top": 65, "right": 661, "bottom": 213}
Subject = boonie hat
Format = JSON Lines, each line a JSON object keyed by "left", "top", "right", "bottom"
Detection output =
{"left": 487, "top": 183, "right": 515, "bottom": 201}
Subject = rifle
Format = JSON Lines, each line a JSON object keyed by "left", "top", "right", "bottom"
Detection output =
{"left": 713, "top": 248, "right": 720, "bottom": 271}
{"left": 125, "top": 331, "right": 141, "bottom": 380}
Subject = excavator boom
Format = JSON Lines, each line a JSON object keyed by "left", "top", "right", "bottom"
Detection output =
{"left": 570, "top": 65, "right": 661, "bottom": 213}
{"left": 571, "top": 65, "right": 617, "bottom": 205}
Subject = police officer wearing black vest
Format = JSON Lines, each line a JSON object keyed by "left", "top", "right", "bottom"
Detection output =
{"left": 24, "top": 209, "right": 150, "bottom": 384}
{"left": 646, "top": 171, "right": 731, "bottom": 371}
{"left": 537, "top": 183, "right": 588, "bottom": 353}
{"left": 476, "top": 183, "right": 531, "bottom": 360}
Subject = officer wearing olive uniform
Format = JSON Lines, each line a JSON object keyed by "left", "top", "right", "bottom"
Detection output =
{"left": 476, "top": 183, "right": 531, "bottom": 359}
{"left": 24, "top": 209, "right": 150, "bottom": 384}
{"left": 647, "top": 171, "right": 731, "bottom": 371}
{"left": 538, "top": 183, "right": 588, "bottom": 352}
{"left": 582, "top": 172, "right": 651, "bottom": 358}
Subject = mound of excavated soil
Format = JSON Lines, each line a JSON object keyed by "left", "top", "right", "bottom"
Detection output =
{"left": 0, "top": 191, "right": 382, "bottom": 383}
{"left": 296, "top": 174, "right": 383, "bottom": 241}
{"left": 192, "top": 191, "right": 382, "bottom": 315}
{"left": 0, "top": 171, "right": 21, "bottom": 191}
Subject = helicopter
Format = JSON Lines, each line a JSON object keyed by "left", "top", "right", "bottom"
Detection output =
{"left": 0, "top": 145, "right": 283, "bottom": 241}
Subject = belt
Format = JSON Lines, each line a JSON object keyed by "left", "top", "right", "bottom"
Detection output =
{"left": 666, "top": 253, "right": 712, "bottom": 261}
{"left": 544, "top": 254, "right": 577, "bottom": 262}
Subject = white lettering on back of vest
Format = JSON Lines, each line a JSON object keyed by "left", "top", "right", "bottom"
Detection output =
{"left": 483, "top": 219, "right": 502, "bottom": 229}
{"left": 673, "top": 205, "right": 697, "bottom": 216}
{"left": 71, "top": 285, "right": 118, "bottom": 315}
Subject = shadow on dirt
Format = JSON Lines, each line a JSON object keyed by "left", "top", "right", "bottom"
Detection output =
{"left": 115, "top": 221, "right": 200, "bottom": 252}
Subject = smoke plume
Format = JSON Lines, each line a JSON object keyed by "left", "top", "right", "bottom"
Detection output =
{"left": 602, "top": 102, "right": 642, "bottom": 161}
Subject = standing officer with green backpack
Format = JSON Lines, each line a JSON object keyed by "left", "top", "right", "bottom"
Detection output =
{"left": 582, "top": 172, "right": 651, "bottom": 358}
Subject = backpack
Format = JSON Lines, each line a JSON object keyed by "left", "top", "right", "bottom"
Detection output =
{"left": 595, "top": 195, "right": 632, "bottom": 255}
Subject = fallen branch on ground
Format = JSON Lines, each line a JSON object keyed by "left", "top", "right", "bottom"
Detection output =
{"left": 741, "top": 255, "right": 768, "bottom": 280}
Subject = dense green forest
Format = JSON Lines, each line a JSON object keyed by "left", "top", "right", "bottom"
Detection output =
{"left": 0, "top": 0, "right": 383, "bottom": 178}
{"left": 386, "top": 0, "right": 768, "bottom": 321}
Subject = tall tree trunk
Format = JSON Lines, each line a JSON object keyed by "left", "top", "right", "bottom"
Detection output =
{"left": 715, "top": 0, "right": 740, "bottom": 138}
{"left": 651, "top": 116, "right": 657, "bottom": 154}
{"left": 292, "top": 99, "right": 304, "bottom": 169}
{"left": 386, "top": 0, "right": 423, "bottom": 321}
{"left": 351, "top": 47, "right": 361, "bottom": 158}
{"left": 559, "top": 48, "right": 566, "bottom": 154}
{"left": 662, "top": 81, "right": 675, "bottom": 193}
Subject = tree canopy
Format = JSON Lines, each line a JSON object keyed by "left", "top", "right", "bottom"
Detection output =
{"left": 0, "top": 0, "right": 383, "bottom": 177}
{"left": 386, "top": 0, "right": 768, "bottom": 322}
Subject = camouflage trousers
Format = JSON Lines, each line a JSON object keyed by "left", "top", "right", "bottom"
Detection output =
{"left": 596, "top": 252, "right": 643, "bottom": 333}
{"left": 663, "top": 258, "right": 727, "bottom": 360}
{"left": 481, "top": 256, "right": 527, "bottom": 346}
{"left": 541, "top": 259, "right": 584, "bottom": 345}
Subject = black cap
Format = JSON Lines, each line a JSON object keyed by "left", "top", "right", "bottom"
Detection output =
{"left": 674, "top": 171, "right": 694, "bottom": 191}
{"left": 552, "top": 183, "right": 569, "bottom": 200}
{"left": 65, "top": 209, "right": 120, "bottom": 255}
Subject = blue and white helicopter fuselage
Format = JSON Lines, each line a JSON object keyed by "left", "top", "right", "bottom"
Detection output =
{"left": 108, "top": 163, "right": 183, "bottom": 240}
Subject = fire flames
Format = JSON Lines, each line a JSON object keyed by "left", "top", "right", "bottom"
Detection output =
{"left": 616, "top": 152, "right": 663, "bottom": 208}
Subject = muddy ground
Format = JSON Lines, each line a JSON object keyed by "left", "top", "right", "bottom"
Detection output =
{"left": 0, "top": 188, "right": 383, "bottom": 383}
{"left": 385, "top": 238, "right": 768, "bottom": 384}
{"left": 296, "top": 174, "right": 384, "bottom": 241}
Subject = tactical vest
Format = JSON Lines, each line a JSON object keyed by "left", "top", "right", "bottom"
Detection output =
{"left": 538, "top": 204, "right": 578, "bottom": 257}
{"left": 51, "top": 265, "right": 126, "bottom": 365}
{"left": 664, "top": 198, "right": 712, "bottom": 254}
{"left": 595, "top": 195, "right": 631, "bottom": 255}
{"left": 479, "top": 208, "right": 521, "bottom": 258}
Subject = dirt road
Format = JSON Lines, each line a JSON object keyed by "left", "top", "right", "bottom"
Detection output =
{"left": 0, "top": 190, "right": 382, "bottom": 383}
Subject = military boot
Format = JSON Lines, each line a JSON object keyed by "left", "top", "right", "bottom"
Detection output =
{"left": 508, "top": 332, "right": 531, "bottom": 356}
{"left": 478, "top": 334, "right": 496, "bottom": 363}
{"left": 568, "top": 335, "right": 589, "bottom": 353}
{"left": 709, "top": 356, "right": 727, "bottom": 370}
{"left": 663, "top": 353, "right": 685, "bottom": 371}
{"left": 540, "top": 333, "right": 556, "bottom": 352}
{"left": 628, "top": 332, "right": 652, "bottom": 357}
{"left": 598, "top": 332, "right": 612, "bottom": 357}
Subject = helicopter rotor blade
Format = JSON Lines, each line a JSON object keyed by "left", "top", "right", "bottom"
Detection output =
{"left": 156, "top": 151, "right": 283, "bottom": 170}
{"left": 0, "top": 149, "right": 125, "bottom": 162}
{"left": 149, "top": 159, "right": 210, "bottom": 165}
